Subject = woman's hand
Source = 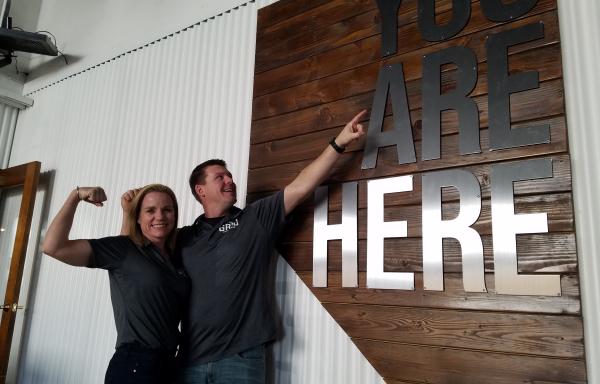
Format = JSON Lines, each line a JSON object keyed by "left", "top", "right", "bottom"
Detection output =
{"left": 121, "top": 188, "right": 141, "bottom": 213}
{"left": 120, "top": 188, "right": 141, "bottom": 236}
{"left": 77, "top": 187, "right": 107, "bottom": 207}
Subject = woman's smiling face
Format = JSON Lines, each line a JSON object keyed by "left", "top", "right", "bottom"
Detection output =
{"left": 137, "top": 191, "right": 176, "bottom": 247}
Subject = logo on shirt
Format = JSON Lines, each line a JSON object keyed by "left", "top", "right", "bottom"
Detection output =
{"left": 218, "top": 219, "right": 239, "bottom": 233}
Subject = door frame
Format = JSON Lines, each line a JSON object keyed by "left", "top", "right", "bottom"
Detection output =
{"left": 0, "top": 161, "right": 40, "bottom": 383}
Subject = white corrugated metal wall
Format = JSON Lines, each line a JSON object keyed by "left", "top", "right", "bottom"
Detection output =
{"left": 7, "top": 1, "right": 384, "bottom": 383}
{"left": 0, "top": 104, "right": 19, "bottom": 168}
{"left": 558, "top": 1, "right": 600, "bottom": 383}
{"left": 8, "top": 1, "right": 599, "bottom": 383}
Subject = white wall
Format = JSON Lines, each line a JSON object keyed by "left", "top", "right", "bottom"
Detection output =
{"left": 8, "top": 1, "right": 384, "bottom": 383}
{"left": 7, "top": 0, "right": 600, "bottom": 383}
{"left": 21, "top": 0, "right": 253, "bottom": 93}
{"left": 1, "top": 0, "right": 254, "bottom": 93}
{"left": 558, "top": 1, "right": 600, "bottom": 383}
{"left": 0, "top": 103, "right": 18, "bottom": 167}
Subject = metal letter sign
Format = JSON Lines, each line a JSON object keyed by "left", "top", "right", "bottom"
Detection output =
{"left": 487, "top": 22, "right": 550, "bottom": 150}
{"left": 362, "top": 64, "right": 416, "bottom": 169}
{"left": 480, "top": 0, "right": 538, "bottom": 22}
{"left": 491, "top": 158, "right": 561, "bottom": 295}
{"left": 422, "top": 169, "right": 486, "bottom": 292}
{"left": 313, "top": 182, "right": 358, "bottom": 287}
{"left": 422, "top": 46, "right": 480, "bottom": 160}
{"left": 376, "top": 0, "right": 402, "bottom": 57}
{"left": 367, "top": 175, "right": 414, "bottom": 290}
{"left": 310, "top": 0, "right": 561, "bottom": 296}
{"left": 418, "top": 0, "right": 471, "bottom": 42}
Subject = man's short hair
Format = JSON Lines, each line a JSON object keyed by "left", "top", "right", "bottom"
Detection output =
{"left": 189, "top": 159, "right": 227, "bottom": 202}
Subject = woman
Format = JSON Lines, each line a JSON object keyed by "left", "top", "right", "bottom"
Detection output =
{"left": 42, "top": 184, "right": 189, "bottom": 384}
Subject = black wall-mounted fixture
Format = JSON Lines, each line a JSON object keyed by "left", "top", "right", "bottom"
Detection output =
{"left": 0, "top": 27, "right": 58, "bottom": 56}
{"left": 0, "top": 0, "right": 58, "bottom": 68}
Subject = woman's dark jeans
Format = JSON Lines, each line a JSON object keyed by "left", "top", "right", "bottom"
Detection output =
{"left": 105, "top": 343, "right": 177, "bottom": 384}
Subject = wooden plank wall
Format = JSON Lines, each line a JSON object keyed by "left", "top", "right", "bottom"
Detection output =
{"left": 249, "top": 0, "right": 586, "bottom": 383}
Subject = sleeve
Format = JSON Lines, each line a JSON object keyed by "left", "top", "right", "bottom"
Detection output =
{"left": 176, "top": 225, "right": 193, "bottom": 245}
{"left": 173, "top": 226, "right": 194, "bottom": 268}
{"left": 249, "top": 191, "right": 288, "bottom": 240}
{"left": 87, "top": 235, "right": 130, "bottom": 270}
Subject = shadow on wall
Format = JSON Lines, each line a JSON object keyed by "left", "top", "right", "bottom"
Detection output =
{"left": 16, "top": 352, "right": 78, "bottom": 384}
{"left": 22, "top": 54, "right": 83, "bottom": 85}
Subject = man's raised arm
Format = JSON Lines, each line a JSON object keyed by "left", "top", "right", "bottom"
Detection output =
{"left": 283, "top": 109, "right": 367, "bottom": 215}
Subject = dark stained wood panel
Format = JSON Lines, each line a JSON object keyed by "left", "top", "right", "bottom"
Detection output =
{"left": 250, "top": 153, "right": 572, "bottom": 209}
{"left": 253, "top": 15, "right": 561, "bottom": 120}
{"left": 297, "top": 272, "right": 581, "bottom": 314}
{"left": 251, "top": 74, "right": 564, "bottom": 145}
{"left": 282, "top": 192, "right": 574, "bottom": 241}
{"left": 249, "top": 116, "right": 568, "bottom": 193}
{"left": 325, "top": 303, "right": 584, "bottom": 358}
{"left": 353, "top": 338, "right": 586, "bottom": 383}
{"left": 250, "top": 88, "right": 566, "bottom": 167}
{"left": 254, "top": 5, "right": 559, "bottom": 97}
{"left": 251, "top": 0, "right": 583, "bottom": 382}
{"left": 256, "top": 0, "right": 331, "bottom": 31}
{"left": 256, "top": 0, "right": 375, "bottom": 57}
{"left": 380, "top": 381, "right": 417, "bottom": 384}
{"left": 255, "top": 0, "right": 557, "bottom": 74}
{"left": 280, "top": 232, "right": 577, "bottom": 273}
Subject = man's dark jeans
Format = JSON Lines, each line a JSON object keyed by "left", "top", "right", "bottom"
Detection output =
{"left": 179, "top": 344, "right": 265, "bottom": 384}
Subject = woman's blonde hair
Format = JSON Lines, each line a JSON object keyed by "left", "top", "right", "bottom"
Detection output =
{"left": 128, "top": 184, "right": 178, "bottom": 252}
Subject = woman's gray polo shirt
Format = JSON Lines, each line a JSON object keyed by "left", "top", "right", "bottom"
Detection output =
{"left": 88, "top": 236, "right": 190, "bottom": 353}
{"left": 177, "top": 191, "right": 286, "bottom": 365}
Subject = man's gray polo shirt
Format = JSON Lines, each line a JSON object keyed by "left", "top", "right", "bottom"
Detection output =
{"left": 177, "top": 191, "right": 286, "bottom": 365}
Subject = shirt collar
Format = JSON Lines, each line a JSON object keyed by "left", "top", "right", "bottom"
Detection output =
{"left": 193, "top": 206, "right": 242, "bottom": 227}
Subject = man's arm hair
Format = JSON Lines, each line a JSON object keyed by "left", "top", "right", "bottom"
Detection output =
{"left": 283, "top": 110, "right": 367, "bottom": 215}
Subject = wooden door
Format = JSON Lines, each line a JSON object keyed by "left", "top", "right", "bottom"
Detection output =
{"left": 0, "top": 162, "right": 40, "bottom": 384}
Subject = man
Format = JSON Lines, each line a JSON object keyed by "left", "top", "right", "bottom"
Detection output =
{"left": 122, "top": 110, "right": 366, "bottom": 383}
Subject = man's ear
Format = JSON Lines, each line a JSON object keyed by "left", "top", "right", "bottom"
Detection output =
{"left": 194, "top": 184, "right": 204, "bottom": 201}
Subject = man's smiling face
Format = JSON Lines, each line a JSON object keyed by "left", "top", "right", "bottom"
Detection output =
{"left": 196, "top": 164, "right": 237, "bottom": 214}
